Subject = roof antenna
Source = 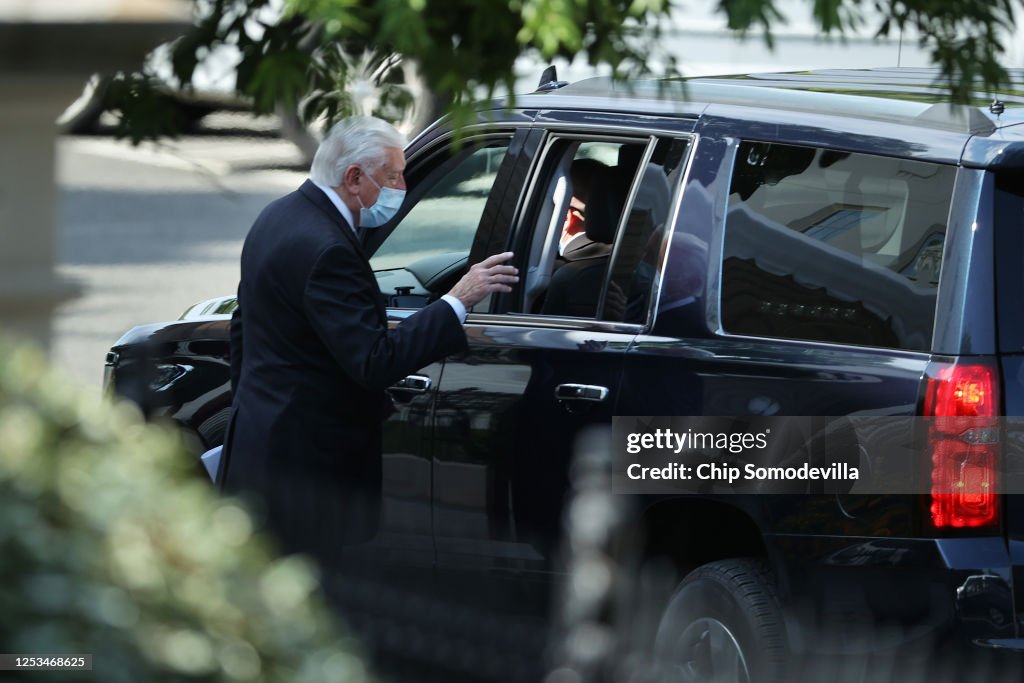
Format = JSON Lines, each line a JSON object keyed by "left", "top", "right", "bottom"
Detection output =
{"left": 897, "top": 26, "right": 903, "bottom": 67}
{"left": 536, "top": 65, "right": 569, "bottom": 92}
{"left": 991, "top": 98, "right": 1005, "bottom": 117}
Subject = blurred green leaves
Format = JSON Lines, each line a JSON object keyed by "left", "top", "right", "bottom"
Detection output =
{"left": 872, "top": 0, "right": 1018, "bottom": 105}
{"left": 0, "top": 343, "right": 368, "bottom": 683}
{"left": 103, "top": 0, "right": 1024, "bottom": 141}
{"left": 102, "top": 75, "right": 190, "bottom": 145}
{"left": 285, "top": 0, "right": 678, "bottom": 130}
{"left": 244, "top": 50, "right": 310, "bottom": 112}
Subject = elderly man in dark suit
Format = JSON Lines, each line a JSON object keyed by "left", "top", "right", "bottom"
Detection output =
{"left": 221, "top": 116, "right": 517, "bottom": 561}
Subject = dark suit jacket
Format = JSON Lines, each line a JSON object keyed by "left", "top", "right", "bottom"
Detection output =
{"left": 222, "top": 179, "right": 466, "bottom": 552}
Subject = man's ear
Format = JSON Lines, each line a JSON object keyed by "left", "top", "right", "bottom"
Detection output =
{"left": 341, "top": 164, "right": 362, "bottom": 193}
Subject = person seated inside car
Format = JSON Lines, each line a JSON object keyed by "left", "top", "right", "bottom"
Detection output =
{"left": 543, "top": 159, "right": 631, "bottom": 318}
{"left": 557, "top": 158, "right": 614, "bottom": 262}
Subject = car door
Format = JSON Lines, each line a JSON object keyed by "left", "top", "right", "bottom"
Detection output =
{"left": 431, "top": 118, "right": 697, "bottom": 589}
{"left": 349, "top": 123, "right": 537, "bottom": 566}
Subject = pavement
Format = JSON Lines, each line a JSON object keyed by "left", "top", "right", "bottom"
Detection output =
{"left": 52, "top": 114, "right": 308, "bottom": 390}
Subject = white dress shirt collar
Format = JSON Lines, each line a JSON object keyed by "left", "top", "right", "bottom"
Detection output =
{"left": 312, "top": 180, "right": 357, "bottom": 233}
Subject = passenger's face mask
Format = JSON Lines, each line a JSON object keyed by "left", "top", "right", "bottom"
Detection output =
{"left": 358, "top": 170, "right": 405, "bottom": 228}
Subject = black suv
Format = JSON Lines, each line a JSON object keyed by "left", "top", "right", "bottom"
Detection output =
{"left": 105, "top": 68, "right": 1024, "bottom": 681}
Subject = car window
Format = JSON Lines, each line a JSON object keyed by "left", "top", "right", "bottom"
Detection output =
{"left": 607, "top": 137, "right": 690, "bottom": 324}
{"left": 721, "top": 141, "right": 956, "bottom": 351}
{"left": 369, "top": 138, "right": 512, "bottom": 306}
{"left": 515, "top": 135, "right": 690, "bottom": 324}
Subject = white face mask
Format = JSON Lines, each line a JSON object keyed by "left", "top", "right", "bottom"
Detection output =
{"left": 358, "top": 171, "right": 405, "bottom": 228}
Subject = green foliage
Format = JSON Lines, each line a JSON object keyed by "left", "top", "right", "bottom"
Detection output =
{"left": 103, "top": 75, "right": 188, "bottom": 145}
{"left": 244, "top": 50, "right": 311, "bottom": 112}
{"left": 290, "top": 0, "right": 676, "bottom": 128}
{"left": 718, "top": 1, "right": 1020, "bottom": 103}
{"left": 0, "top": 343, "right": 368, "bottom": 683}
{"left": 874, "top": 0, "right": 1018, "bottom": 104}
{"left": 718, "top": 0, "right": 786, "bottom": 46}
{"left": 105, "top": 0, "right": 1024, "bottom": 141}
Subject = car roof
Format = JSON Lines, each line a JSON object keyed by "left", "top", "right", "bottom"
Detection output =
{"left": 525, "top": 67, "right": 1024, "bottom": 136}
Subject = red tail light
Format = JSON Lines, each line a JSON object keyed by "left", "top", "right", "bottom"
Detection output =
{"left": 923, "top": 362, "right": 1000, "bottom": 529}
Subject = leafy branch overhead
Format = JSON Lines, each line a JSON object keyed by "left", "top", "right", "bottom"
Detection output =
{"left": 717, "top": 0, "right": 1020, "bottom": 102}
{"left": 104, "top": 0, "right": 1023, "bottom": 142}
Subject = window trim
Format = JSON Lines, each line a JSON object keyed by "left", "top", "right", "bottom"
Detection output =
{"left": 529, "top": 118, "right": 698, "bottom": 139}
{"left": 931, "top": 167, "right": 988, "bottom": 355}
{"left": 642, "top": 135, "right": 702, "bottom": 333}
{"left": 607, "top": 135, "right": 699, "bottom": 330}
{"left": 595, "top": 136, "right": 659, "bottom": 318}
{"left": 464, "top": 312, "right": 645, "bottom": 335}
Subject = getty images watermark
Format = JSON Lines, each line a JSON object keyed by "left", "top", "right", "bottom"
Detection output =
{"left": 612, "top": 416, "right": 1024, "bottom": 495}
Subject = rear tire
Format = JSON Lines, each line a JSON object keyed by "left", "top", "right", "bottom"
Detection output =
{"left": 655, "top": 558, "right": 790, "bottom": 683}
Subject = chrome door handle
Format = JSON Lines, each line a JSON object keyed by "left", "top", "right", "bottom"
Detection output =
{"left": 391, "top": 374, "right": 433, "bottom": 393}
{"left": 555, "top": 383, "right": 609, "bottom": 402}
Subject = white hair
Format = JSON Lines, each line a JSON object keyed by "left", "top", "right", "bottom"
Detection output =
{"left": 309, "top": 116, "right": 407, "bottom": 186}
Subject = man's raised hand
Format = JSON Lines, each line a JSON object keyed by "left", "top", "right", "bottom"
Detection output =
{"left": 448, "top": 252, "right": 518, "bottom": 309}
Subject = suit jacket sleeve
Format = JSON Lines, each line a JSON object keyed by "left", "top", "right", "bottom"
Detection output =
{"left": 303, "top": 243, "right": 467, "bottom": 391}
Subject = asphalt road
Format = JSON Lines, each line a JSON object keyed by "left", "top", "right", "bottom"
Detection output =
{"left": 52, "top": 117, "right": 308, "bottom": 390}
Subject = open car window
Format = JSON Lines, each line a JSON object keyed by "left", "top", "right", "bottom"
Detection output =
{"left": 512, "top": 134, "right": 691, "bottom": 325}
{"left": 370, "top": 137, "right": 513, "bottom": 308}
